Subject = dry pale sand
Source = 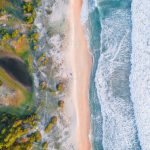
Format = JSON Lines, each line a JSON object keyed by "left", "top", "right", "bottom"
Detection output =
{"left": 67, "top": 0, "right": 92, "bottom": 149}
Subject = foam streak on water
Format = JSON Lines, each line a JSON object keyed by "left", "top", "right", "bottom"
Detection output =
{"left": 81, "top": 0, "right": 142, "bottom": 149}
{"left": 95, "top": 8, "right": 139, "bottom": 149}
{"left": 130, "top": 0, "right": 150, "bottom": 149}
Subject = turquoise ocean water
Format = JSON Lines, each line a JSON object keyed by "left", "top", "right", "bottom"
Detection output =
{"left": 89, "top": 7, "right": 103, "bottom": 150}
{"left": 87, "top": 0, "right": 141, "bottom": 149}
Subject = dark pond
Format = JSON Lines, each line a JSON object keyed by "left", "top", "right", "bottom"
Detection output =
{"left": 0, "top": 57, "right": 33, "bottom": 89}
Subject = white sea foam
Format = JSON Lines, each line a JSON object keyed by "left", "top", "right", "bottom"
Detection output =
{"left": 130, "top": 0, "right": 150, "bottom": 149}
{"left": 81, "top": 0, "right": 98, "bottom": 25}
{"left": 95, "top": 9, "right": 139, "bottom": 149}
{"left": 81, "top": 0, "right": 89, "bottom": 25}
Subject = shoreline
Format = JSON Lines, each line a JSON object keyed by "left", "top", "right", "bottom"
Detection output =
{"left": 65, "top": 0, "right": 92, "bottom": 149}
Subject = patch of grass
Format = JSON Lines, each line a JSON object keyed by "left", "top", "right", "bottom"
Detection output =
{"left": 0, "top": 0, "right": 11, "bottom": 9}
{"left": 0, "top": 67, "right": 34, "bottom": 116}
{"left": 12, "top": 34, "right": 30, "bottom": 55}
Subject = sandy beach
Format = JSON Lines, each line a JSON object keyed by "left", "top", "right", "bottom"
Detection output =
{"left": 66, "top": 0, "right": 92, "bottom": 149}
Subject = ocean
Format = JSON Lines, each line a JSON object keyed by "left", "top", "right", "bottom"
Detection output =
{"left": 130, "top": 0, "right": 150, "bottom": 149}
{"left": 84, "top": 0, "right": 145, "bottom": 149}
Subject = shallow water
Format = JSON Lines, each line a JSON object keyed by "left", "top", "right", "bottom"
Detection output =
{"left": 88, "top": 7, "right": 103, "bottom": 150}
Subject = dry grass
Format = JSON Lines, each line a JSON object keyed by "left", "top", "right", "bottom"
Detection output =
{"left": 0, "top": 90, "right": 24, "bottom": 107}
{"left": 0, "top": 0, "right": 11, "bottom": 9}
{"left": 0, "top": 67, "right": 27, "bottom": 107}
{"left": 12, "top": 35, "right": 30, "bottom": 54}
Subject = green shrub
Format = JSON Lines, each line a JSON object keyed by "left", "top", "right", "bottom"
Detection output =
{"left": 56, "top": 83, "right": 64, "bottom": 92}
{"left": 12, "top": 120, "right": 22, "bottom": 128}
{"left": 58, "top": 100, "right": 64, "bottom": 108}
{"left": 34, "top": 131, "right": 42, "bottom": 142}
{"left": 2, "top": 33, "right": 11, "bottom": 41}
{"left": 33, "top": 44, "right": 38, "bottom": 50}
{"left": 0, "top": 112, "right": 41, "bottom": 149}
{"left": 30, "top": 32, "right": 39, "bottom": 42}
{"left": 1, "top": 128, "right": 6, "bottom": 134}
{"left": 23, "top": 2, "right": 34, "bottom": 13}
{"left": 39, "top": 81, "right": 47, "bottom": 90}
{"left": 44, "top": 116, "right": 57, "bottom": 133}
{"left": 44, "top": 122, "right": 53, "bottom": 133}
{"left": 0, "top": 80, "right": 3, "bottom": 86}
{"left": 25, "top": 16, "right": 34, "bottom": 24}
{"left": 0, "top": 28, "right": 7, "bottom": 36}
{"left": 51, "top": 116, "right": 57, "bottom": 125}
{"left": 11, "top": 30, "right": 19, "bottom": 38}
{"left": 42, "top": 142, "right": 48, "bottom": 149}
{"left": 0, "top": 9, "right": 7, "bottom": 16}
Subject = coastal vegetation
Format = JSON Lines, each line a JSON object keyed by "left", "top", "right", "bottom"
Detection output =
{"left": 58, "top": 100, "right": 64, "bottom": 109}
{"left": 42, "top": 142, "right": 49, "bottom": 149}
{"left": 0, "top": 67, "right": 32, "bottom": 110}
{"left": 44, "top": 116, "right": 57, "bottom": 133}
{"left": 0, "top": 0, "right": 66, "bottom": 149}
{"left": 0, "top": 112, "right": 40, "bottom": 149}
{"left": 39, "top": 80, "right": 65, "bottom": 94}
{"left": 0, "top": 112, "right": 59, "bottom": 149}
{"left": 0, "top": 0, "right": 42, "bottom": 149}
{"left": 56, "top": 82, "right": 65, "bottom": 92}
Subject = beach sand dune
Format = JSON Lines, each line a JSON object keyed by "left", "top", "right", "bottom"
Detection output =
{"left": 66, "top": 0, "right": 92, "bottom": 149}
